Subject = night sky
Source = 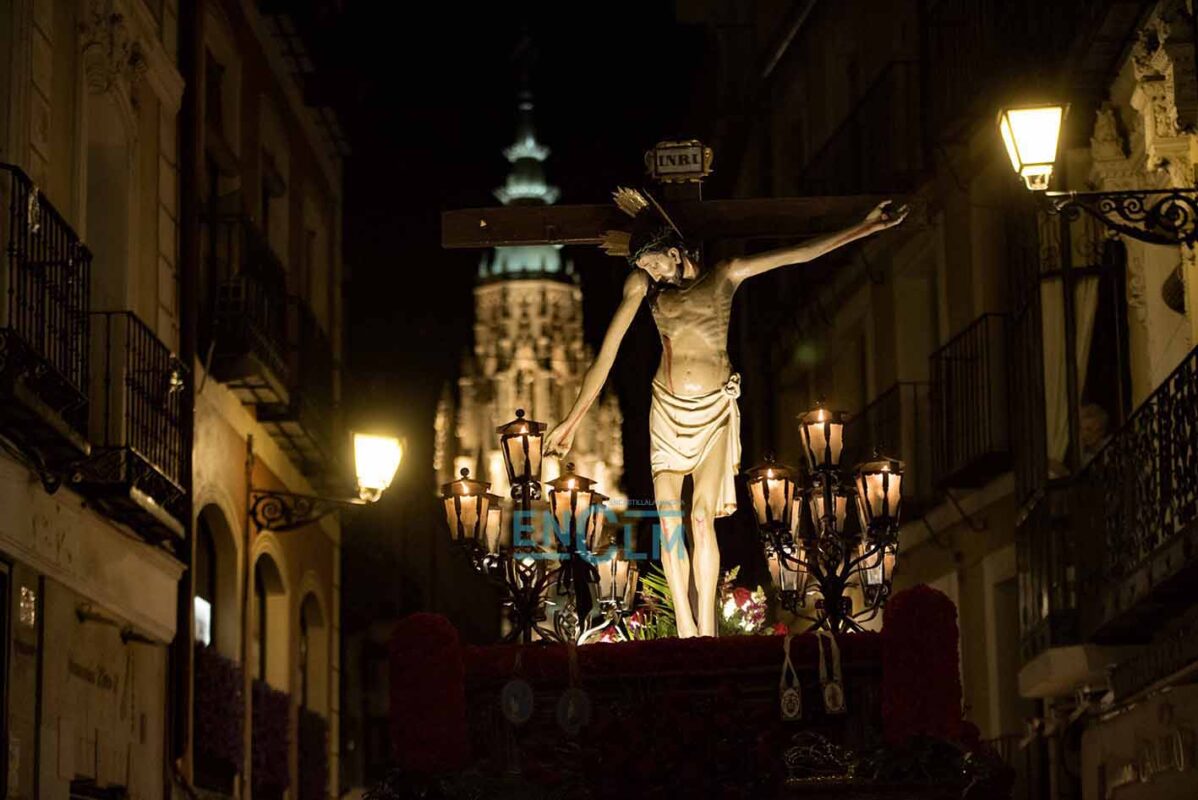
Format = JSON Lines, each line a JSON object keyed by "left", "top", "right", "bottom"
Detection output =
{"left": 321, "top": 3, "right": 717, "bottom": 622}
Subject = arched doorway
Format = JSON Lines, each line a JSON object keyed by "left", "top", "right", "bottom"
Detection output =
{"left": 193, "top": 504, "right": 242, "bottom": 793}
{"left": 193, "top": 503, "right": 240, "bottom": 654}
{"left": 298, "top": 593, "right": 328, "bottom": 715}
{"left": 251, "top": 553, "right": 289, "bottom": 689}
{"left": 297, "top": 591, "right": 330, "bottom": 800}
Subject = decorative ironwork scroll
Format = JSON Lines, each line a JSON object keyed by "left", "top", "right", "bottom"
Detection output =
{"left": 249, "top": 489, "right": 363, "bottom": 532}
{"left": 1047, "top": 189, "right": 1198, "bottom": 246}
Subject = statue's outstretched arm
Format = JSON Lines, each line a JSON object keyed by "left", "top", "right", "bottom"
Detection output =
{"left": 723, "top": 201, "right": 908, "bottom": 286}
{"left": 545, "top": 270, "right": 649, "bottom": 456}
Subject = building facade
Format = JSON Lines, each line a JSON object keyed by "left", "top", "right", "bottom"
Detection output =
{"left": 679, "top": 0, "right": 1196, "bottom": 797}
{"left": 0, "top": 0, "right": 348, "bottom": 797}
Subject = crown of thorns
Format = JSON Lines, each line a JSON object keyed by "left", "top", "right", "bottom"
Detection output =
{"left": 600, "top": 187, "right": 693, "bottom": 264}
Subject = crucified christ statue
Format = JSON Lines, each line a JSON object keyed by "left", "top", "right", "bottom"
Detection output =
{"left": 544, "top": 195, "right": 908, "bottom": 637}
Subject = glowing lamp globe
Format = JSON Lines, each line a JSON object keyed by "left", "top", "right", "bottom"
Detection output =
{"left": 798, "top": 405, "right": 848, "bottom": 471}
{"left": 809, "top": 475, "right": 852, "bottom": 536}
{"left": 496, "top": 409, "right": 547, "bottom": 489}
{"left": 583, "top": 491, "right": 610, "bottom": 553}
{"left": 545, "top": 463, "right": 598, "bottom": 550}
{"left": 439, "top": 468, "right": 491, "bottom": 544}
{"left": 354, "top": 433, "right": 403, "bottom": 501}
{"left": 854, "top": 454, "right": 904, "bottom": 533}
{"left": 596, "top": 551, "right": 638, "bottom": 612}
{"left": 745, "top": 456, "right": 798, "bottom": 533}
{"left": 998, "top": 104, "right": 1065, "bottom": 191}
{"left": 482, "top": 493, "right": 506, "bottom": 554}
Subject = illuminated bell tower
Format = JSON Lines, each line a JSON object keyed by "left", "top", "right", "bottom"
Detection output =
{"left": 436, "top": 91, "right": 624, "bottom": 503}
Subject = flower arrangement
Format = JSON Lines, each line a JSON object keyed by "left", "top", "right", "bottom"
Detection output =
{"left": 590, "top": 565, "right": 785, "bottom": 642}
{"left": 718, "top": 571, "right": 768, "bottom": 635}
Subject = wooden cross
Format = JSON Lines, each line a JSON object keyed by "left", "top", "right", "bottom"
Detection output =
{"left": 442, "top": 140, "right": 895, "bottom": 251}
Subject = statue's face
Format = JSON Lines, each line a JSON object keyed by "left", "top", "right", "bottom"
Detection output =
{"left": 635, "top": 247, "right": 683, "bottom": 284}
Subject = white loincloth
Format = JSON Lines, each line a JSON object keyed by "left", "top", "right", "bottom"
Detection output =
{"left": 649, "top": 373, "right": 742, "bottom": 517}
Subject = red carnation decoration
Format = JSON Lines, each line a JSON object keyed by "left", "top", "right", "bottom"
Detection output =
{"left": 772, "top": 622, "right": 789, "bottom": 635}
{"left": 881, "top": 585, "right": 963, "bottom": 745}
{"left": 389, "top": 613, "right": 468, "bottom": 773}
{"left": 733, "top": 586, "right": 752, "bottom": 607}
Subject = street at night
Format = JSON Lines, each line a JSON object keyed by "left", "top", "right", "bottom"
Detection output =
{"left": 0, "top": 2, "right": 1196, "bottom": 799}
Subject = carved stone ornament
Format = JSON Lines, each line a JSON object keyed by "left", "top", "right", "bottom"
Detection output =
{"left": 1091, "top": 105, "right": 1129, "bottom": 164}
{"left": 79, "top": 2, "right": 146, "bottom": 95}
{"left": 1130, "top": 1, "right": 1198, "bottom": 186}
{"left": 1127, "top": 248, "right": 1150, "bottom": 325}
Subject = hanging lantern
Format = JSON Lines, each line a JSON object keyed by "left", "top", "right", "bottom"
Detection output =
{"left": 808, "top": 475, "right": 851, "bottom": 535}
{"left": 798, "top": 404, "right": 848, "bottom": 472}
{"left": 769, "top": 544, "right": 808, "bottom": 595}
{"left": 745, "top": 456, "right": 798, "bottom": 533}
{"left": 496, "top": 408, "right": 547, "bottom": 491}
{"left": 583, "top": 491, "right": 610, "bottom": 553}
{"left": 858, "top": 541, "right": 898, "bottom": 604}
{"left": 596, "top": 551, "right": 638, "bottom": 612}
{"left": 854, "top": 454, "right": 904, "bottom": 533}
{"left": 997, "top": 104, "right": 1066, "bottom": 191}
{"left": 545, "top": 462, "right": 597, "bottom": 552}
{"left": 439, "top": 468, "right": 491, "bottom": 544}
{"left": 482, "top": 493, "right": 507, "bottom": 554}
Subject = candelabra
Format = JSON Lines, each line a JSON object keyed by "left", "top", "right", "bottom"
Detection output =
{"left": 746, "top": 405, "right": 902, "bottom": 633}
{"left": 440, "top": 409, "right": 630, "bottom": 643}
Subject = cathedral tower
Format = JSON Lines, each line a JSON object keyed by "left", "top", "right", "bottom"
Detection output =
{"left": 435, "top": 92, "right": 624, "bottom": 502}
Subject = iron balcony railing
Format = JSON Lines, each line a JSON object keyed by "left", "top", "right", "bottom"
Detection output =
{"left": 1019, "top": 344, "right": 1198, "bottom": 676}
{"left": 842, "top": 382, "right": 936, "bottom": 518}
{"left": 930, "top": 313, "right": 1011, "bottom": 488}
{"left": 203, "top": 215, "right": 290, "bottom": 403}
{"left": 79, "top": 312, "right": 186, "bottom": 535}
{"left": 1016, "top": 485, "right": 1077, "bottom": 663}
{"left": 260, "top": 297, "right": 336, "bottom": 476}
{"left": 0, "top": 163, "right": 91, "bottom": 414}
{"left": 1073, "top": 343, "right": 1198, "bottom": 640}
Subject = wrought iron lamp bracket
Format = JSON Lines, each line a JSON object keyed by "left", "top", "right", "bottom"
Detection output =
{"left": 249, "top": 489, "right": 366, "bottom": 532}
{"left": 1045, "top": 189, "right": 1198, "bottom": 247}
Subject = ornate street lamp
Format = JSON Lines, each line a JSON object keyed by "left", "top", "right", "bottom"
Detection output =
{"left": 854, "top": 453, "right": 903, "bottom": 534}
{"left": 250, "top": 431, "right": 402, "bottom": 532}
{"left": 768, "top": 544, "right": 809, "bottom": 613}
{"left": 438, "top": 410, "right": 607, "bottom": 644}
{"left": 482, "top": 493, "right": 507, "bottom": 556}
{"left": 998, "top": 102, "right": 1198, "bottom": 246}
{"left": 798, "top": 404, "right": 847, "bottom": 471}
{"left": 747, "top": 406, "right": 904, "bottom": 633}
{"left": 745, "top": 456, "right": 799, "bottom": 540}
{"left": 545, "top": 463, "right": 604, "bottom": 634}
{"left": 808, "top": 474, "right": 853, "bottom": 538}
{"left": 594, "top": 548, "right": 638, "bottom": 616}
{"left": 497, "top": 408, "right": 546, "bottom": 501}
{"left": 997, "top": 104, "right": 1065, "bottom": 191}
{"left": 440, "top": 468, "right": 491, "bottom": 546}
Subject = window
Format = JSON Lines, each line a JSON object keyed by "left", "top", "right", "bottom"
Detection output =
{"left": 299, "top": 605, "right": 310, "bottom": 708}
{"left": 195, "top": 517, "right": 216, "bottom": 645}
{"left": 253, "top": 562, "right": 268, "bottom": 681}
